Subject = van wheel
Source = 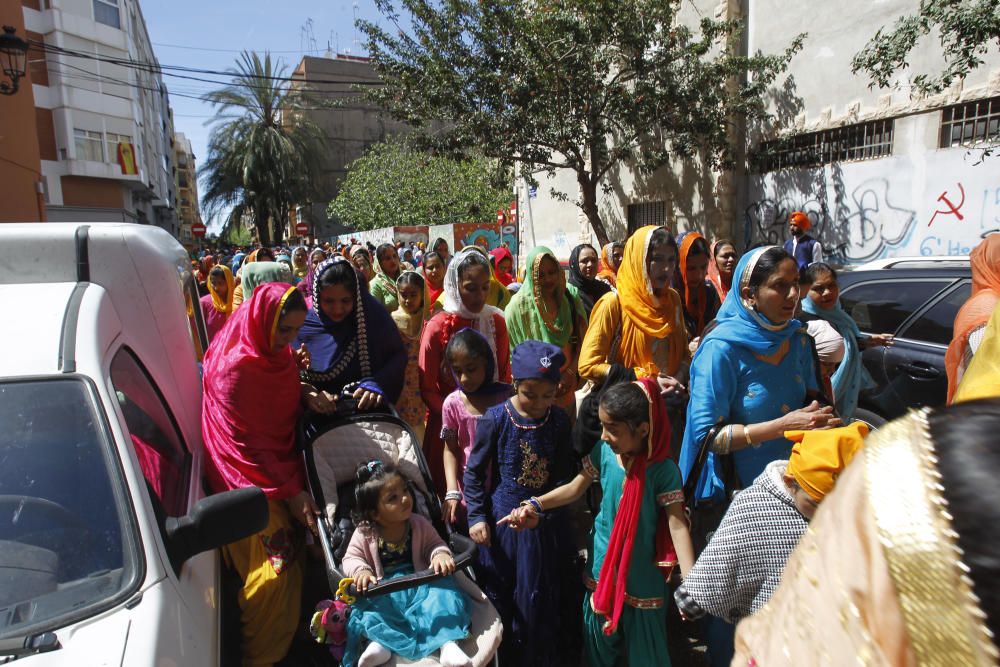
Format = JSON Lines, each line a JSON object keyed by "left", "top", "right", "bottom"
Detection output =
{"left": 854, "top": 407, "right": 887, "bottom": 430}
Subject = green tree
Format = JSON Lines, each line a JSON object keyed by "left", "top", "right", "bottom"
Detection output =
{"left": 328, "top": 139, "right": 511, "bottom": 230}
{"left": 200, "top": 51, "right": 325, "bottom": 246}
{"left": 359, "top": 0, "right": 802, "bottom": 246}
{"left": 853, "top": 1, "right": 1000, "bottom": 95}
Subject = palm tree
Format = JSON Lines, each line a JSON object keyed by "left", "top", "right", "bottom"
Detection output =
{"left": 200, "top": 51, "right": 325, "bottom": 246}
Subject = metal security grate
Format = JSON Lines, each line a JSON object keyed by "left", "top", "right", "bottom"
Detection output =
{"left": 754, "top": 119, "right": 894, "bottom": 172}
{"left": 626, "top": 200, "right": 667, "bottom": 234}
{"left": 940, "top": 96, "right": 1000, "bottom": 148}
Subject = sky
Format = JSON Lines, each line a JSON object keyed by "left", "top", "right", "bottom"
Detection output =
{"left": 140, "top": 0, "right": 399, "bottom": 228}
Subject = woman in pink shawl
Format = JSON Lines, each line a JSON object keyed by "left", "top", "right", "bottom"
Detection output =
{"left": 201, "top": 281, "right": 320, "bottom": 666}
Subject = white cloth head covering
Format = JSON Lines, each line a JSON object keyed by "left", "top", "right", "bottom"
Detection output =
{"left": 807, "top": 320, "right": 846, "bottom": 364}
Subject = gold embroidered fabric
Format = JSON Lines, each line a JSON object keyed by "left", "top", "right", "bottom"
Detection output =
{"left": 866, "top": 409, "right": 999, "bottom": 667}
{"left": 517, "top": 441, "right": 550, "bottom": 489}
{"left": 732, "top": 409, "right": 1000, "bottom": 666}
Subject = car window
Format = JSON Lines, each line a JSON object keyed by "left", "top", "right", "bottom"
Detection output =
{"left": 840, "top": 280, "right": 950, "bottom": 334}
{"left": 898, "top": 282, "right": 972, "bottom": 346}
{"left": 0, "top": 379, "right": 136, "bottom": 639}
{"left": 110, "top": 348, "right": 191, "bottom": 517}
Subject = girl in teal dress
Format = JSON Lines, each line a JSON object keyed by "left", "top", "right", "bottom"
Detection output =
{"left": 500, "top": 377, "right": 695, "bottom": 666}
{"left": 342, "top": 461, "right": 473, "bottom": 667}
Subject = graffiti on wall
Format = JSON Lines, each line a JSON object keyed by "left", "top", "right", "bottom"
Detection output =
{"left": 454, "top": 222, "right": 519, "bottom": 257}
{"left": 746, "top": 152, "right": 998, "bottom": 263}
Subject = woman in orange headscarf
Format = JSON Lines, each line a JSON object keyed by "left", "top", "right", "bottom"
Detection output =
{"left": 945, "top": 234, "right": 1000, "bottom": 402}
{"left": 675, "top": 232, "right": 722, "bottom": 339}
{"left": 595, "top": 241, "right": 625, "bottom": 289}
{"left": 579, "top": 226, "right": 688, "bottom": 388}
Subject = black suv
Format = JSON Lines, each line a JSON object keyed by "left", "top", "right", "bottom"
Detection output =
{"left": 836, "top": 257, "right": 971, "bottom": 424}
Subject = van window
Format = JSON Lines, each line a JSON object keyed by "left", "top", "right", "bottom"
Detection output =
{"left": 0, "top": 379, "right": 136, "bottom": 639}
{"left": 898, "top": 282, "right": 972, "bottom": 346}
{"left": 840, "top": 280, "right": 949, "bottom": 334}
{"left": 185, "top": 274, "right": 209, "bottom": 361}
{"left": 110, "top": 348, "right": 190, "bottom": 517}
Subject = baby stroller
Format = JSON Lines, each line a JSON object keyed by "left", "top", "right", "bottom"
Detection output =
{"left": 301, "top": 401, "right": 502, "bottom": 666}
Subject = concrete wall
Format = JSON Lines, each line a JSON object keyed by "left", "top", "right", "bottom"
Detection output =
{"left": 743, "top": 0, "right": 1000, "bottom": 260}
{"left": 746, "top": 111, "right": 1000, "bottom": 261}
{"left": 523, "top": 0, "right": 1000, "bottom": 264}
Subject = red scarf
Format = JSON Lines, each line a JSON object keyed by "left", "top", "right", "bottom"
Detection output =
{"left": 489, "top": 247, "right": 515, "bottom": 286}
{"left": 202, "top": 282, "right": 305, "bottom": 500}
{"left": 592, "top": 376, "right": 675, "bottom": 635}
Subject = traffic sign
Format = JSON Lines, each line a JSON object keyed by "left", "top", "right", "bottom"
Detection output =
{"left": 191, "top": 222, "right": 206, "bottom": 238}
{"left": 295, "top": 221, "right": 309, "bottom": 236}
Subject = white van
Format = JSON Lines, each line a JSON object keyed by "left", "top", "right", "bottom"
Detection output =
{"left": 0, "top": 223, "right": 266, "bottom": 664}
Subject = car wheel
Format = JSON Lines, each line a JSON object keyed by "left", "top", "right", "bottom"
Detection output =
{"left": 853, "top": 407, "right": 887, "bottom": 430}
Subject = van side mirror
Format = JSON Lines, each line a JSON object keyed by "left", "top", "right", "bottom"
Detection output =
{"left": 164, "top": 487, "right": 268, "bottom": 573}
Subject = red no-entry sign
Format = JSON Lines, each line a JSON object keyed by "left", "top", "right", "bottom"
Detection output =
{"left": 295, "top": 221, "right": 309, "bottom": 236}
{"left": 191, "top": 222, "right": 206, "bottom": 237}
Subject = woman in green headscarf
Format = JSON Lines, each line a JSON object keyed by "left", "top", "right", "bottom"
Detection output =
{"left": 238, "top": 262, "right": 294, "bottom": 304}
{"left": 504, "top": 246, "right": 588, "bottom": 414}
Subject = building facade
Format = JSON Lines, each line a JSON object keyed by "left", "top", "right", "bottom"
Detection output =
{"left": 522, "top": 0, "right": 1000, "bottom": 263}
{"left": 290, "top": 54, "right": 415, "bottom": 238}
{"left": 19, "top": 0, "right": 178, "bottom": 233}
{"left": 173, "top": 131, "right": 201, "bottom": 244}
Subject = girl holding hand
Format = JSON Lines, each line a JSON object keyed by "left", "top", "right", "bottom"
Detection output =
{"left": 501, "top": 377, "right": 695, "bottom": 667}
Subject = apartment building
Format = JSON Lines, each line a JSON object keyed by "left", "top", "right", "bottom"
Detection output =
{"left": 289, "top": 54, "right": 414, "bottom": 238}
{"left": 18, "top": 0, "right": 178, "bottom": 233}
{"left": 173, "top": 131, "right": 201, "bottom": 243}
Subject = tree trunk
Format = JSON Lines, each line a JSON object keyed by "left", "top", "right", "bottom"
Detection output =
{"left": 578, "top": 171, "right": 610, "bottom": 247}
{"left": 255, "top": 209, "right": 272, "bottom": 247}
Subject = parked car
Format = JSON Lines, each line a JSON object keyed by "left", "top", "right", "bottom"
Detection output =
{"left": 0, "top": 223, "right": 266, "bottom": 664}
{"left": 836, "top": 256, "right": 971, "bottom": 424}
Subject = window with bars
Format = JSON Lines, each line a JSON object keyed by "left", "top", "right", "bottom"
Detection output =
{"left": 93, "top": 0, "right": 120, "bottom": 28}
{"left": 106, "top": 133, "right": 132, "bottom": 164}
{"left": 74, "top": 129, "right": 104, "bottom": 162}
{"left": 626, "top": 200, "right": 667, "bottom": 235}
{"left": 754, "top": 119, "right": 894, "bottom": 172}
{"left": 940, "top": 96, "right": 1000, "bottom": 148}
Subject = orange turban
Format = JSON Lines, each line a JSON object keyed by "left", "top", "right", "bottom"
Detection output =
{"left": 785, "top": 422, "right": 868, "bottom": 502}
{"left": 789, "top": 211, "right": 811, "bottom": 231}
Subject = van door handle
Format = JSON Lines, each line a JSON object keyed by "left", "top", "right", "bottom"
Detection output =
{"left": 897, "top": 362, "right": 941, "bottom": 379}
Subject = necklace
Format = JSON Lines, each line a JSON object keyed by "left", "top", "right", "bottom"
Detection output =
{"left": 504, "top": 401, "right": 551, "bottom": 429}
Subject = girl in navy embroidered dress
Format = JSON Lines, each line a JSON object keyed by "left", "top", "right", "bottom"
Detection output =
{"left": 463, "top": 341, "right": 580, "bottom": 666}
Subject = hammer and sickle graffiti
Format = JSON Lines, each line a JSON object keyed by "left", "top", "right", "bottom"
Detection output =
{"left": 928, "top": 183, "right": 966, "bottom": 227}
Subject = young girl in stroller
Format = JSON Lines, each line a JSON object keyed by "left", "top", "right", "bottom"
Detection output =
{"left": 342, "top": 460, "right": 474, "bottom": 667}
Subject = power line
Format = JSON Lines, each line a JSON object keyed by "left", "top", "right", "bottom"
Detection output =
{"left": 31, "top": 40, "right": 385, "bottom": 88}
{"left": 152, "top": 41, "right": 324, "bottom": 55}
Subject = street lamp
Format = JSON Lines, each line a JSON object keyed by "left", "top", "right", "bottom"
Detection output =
{"left": 0, "top": 26, "right": 29, "bottom": 96}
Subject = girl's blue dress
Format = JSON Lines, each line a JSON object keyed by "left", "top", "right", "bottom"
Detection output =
{"left": 343, "top": 527, "right": 470, "bottom": 666}
{"left": 463, "top": 400, "right": 581, "bottom": 666}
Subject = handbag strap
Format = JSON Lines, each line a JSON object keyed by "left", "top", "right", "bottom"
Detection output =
{"left": 682, "top": 420, "right": 727, "bottom": 503}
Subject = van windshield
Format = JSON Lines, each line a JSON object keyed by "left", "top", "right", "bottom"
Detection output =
{"left": 0, "top": 379, "right": 136, "bottom": 640}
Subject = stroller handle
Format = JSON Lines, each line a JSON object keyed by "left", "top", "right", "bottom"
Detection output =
{"left": 345, "top": 532, "right": 478, "bottom": 600}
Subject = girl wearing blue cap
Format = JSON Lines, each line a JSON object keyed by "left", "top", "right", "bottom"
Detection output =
{"left": 463, "top": 340, "right": 580, "bottom": 666}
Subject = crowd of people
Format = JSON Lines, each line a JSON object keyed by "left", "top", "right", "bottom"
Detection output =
{"left": 190, "top": 218, "right": 1000, "bottom": 667}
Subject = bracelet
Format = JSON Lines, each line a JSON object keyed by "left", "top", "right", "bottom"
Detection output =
{"left": 520, "top": 497, "right": 544, "bottom": 513}
{"left": 444, "top": 490, "right": 462, "bottom": 502}
{"left": 725, "top": 425, "right": 734, "bottom": 455}
{"left": 744, "top": 424, "right": 760, "bottom": 449}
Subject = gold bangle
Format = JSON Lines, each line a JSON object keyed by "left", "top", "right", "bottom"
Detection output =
{"left": 743, "top": 424, "right": 753, "bottom": 447}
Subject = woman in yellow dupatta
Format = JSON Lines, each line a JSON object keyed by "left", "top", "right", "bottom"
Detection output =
{"left": 200, "top": 264, "right": 235, "bottom": 343}
{"left": 579, "top": 226, "right": 688, "bottom": 388}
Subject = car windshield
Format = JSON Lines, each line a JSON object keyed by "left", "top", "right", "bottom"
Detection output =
{"left": 0, "top": 379, "right": 136, "bottom": 640}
